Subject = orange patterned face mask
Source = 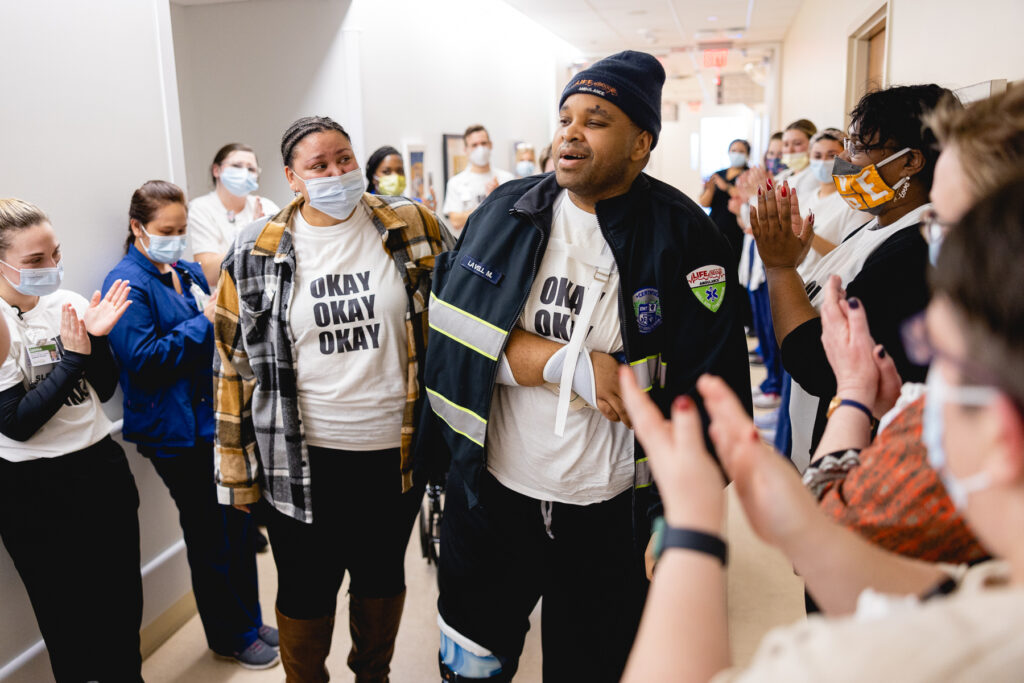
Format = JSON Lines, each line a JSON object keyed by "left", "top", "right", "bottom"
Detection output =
{"left": 831, "top": 147, "right": 910, "bottom": 211}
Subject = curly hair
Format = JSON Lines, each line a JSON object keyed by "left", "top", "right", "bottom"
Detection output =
{"left": 848, "top": 84, "right": 956, "bottom": 192}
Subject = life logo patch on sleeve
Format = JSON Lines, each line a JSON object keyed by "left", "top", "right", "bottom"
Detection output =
{"left": 687, "top": 265, "right": 726, "bottom": 313}
{"left": 632, "top": 287, "right": 662, "bottom": 334}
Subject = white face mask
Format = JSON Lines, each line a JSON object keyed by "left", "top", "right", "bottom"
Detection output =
{"left": 728, "top": 151, "right": 748, "bottom": 168}
{"left": 468, "top": 145, "right": 491, "bottom": 167}
{"left": 923, "top": 367, "right": 999, "bottom": 511}
{"left": 292, "top": 167, "right": 365, "bottom": 220}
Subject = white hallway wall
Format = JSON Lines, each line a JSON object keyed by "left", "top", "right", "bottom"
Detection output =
{"left": 780, "top": 0, "right": 1024, "bottom": 129}
{"left": 0, "top": 1, "right": 192, "bottom": 681}
{"left": 172, "top": 0, "right": 581, "bottom": 212}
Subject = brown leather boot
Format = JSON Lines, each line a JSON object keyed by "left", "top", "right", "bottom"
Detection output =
{"left": 347, "top": 590, "right": 407, "bottom": 683}
{"left": 277, "top": 606, "right": 335, "bottom": 683}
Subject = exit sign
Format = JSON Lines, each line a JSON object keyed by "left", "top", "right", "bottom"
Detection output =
{"left": 703, "top": 49, "right": 728, "bottom": 68}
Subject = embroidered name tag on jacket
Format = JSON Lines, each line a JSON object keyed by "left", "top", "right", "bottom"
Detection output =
{"left": 687, "top": 265, "right": 726, "bottom": 313}
{"left": 460, "top": 254, "right": 503, "bottom": 285}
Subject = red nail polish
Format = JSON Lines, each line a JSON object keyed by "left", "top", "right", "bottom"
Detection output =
{"left": 766, "top": 178, "right": 773, "bottom": 190}
{"left": 781, "top": 185, "right": 788, "bottom": 198}
{"left": 674, "top": 396, "right": 691, "bottom": 411}
{"left": 757, "top": 187, "right": 762, "bottom": 196}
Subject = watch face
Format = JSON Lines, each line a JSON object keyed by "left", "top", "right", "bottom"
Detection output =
{"left": 652, "top": 516, "right": 666, "bottom": 559}
{"left": 827, "top": 395, "right": 842, "bottom": 417}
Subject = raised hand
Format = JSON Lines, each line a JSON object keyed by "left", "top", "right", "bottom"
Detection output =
{"left": 618, "top": 366, "right": 723, "bottom": 531}
{"left": 60, "top": 303, "right": 91, "bottom": 355}
{"left": 254, "top": 197, "right": 265, "bottom": 220}
{"left": 697, "top": 374, "right": 819, "bottom": 553}
{"left": 750, "top": 180, "right": 814, "bottom": 269}
{"left": 83, "top": 279, "right": 132, "bottom": 337}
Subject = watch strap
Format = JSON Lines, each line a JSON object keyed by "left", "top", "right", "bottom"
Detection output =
{"left": 659, "top": 526, "right": 728, "bottom": 566}
{"left": 828, "top": 397, "right": 878, "bottom": 429}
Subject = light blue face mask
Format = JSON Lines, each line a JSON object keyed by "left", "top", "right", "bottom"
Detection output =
{"left": 140, "top": 226, "right": 188, "bottom": 264}
{"left": 292, "top": 167, "right": 365, "bottom": 220}
{"left": 1, "top": 260, "right": 63, "bottom": 296}
{"left": 923, "top": 367, "right": 998, "bottom": 511}
{"left": 515, "top": 160, "right": 536, "bottom": 177}
{"left": 728, "top": 151, "right": 748, "bottom": 168}
{"left": 809, "top": 158, "right": 835, "bottom": 184}
{"left": 220, "top": 166, "right": 259, "bottom": 197}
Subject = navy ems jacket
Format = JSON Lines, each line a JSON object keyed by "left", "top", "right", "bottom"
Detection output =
{"left": 104, "top": 246, "right": 214, "bottom": 453}
{"left": 422, "top": 172, "right": 751, "bottom": 524}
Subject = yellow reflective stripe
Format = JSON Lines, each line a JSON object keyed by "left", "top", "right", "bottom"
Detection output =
{"left": 635, "top": 457, "right": 653, "bottom": 489}
{"left": 429, "top": 292, "right": 508, "bottom": 361}
{"left": 630, "top": 356, "right": 656, "bottom": 392}
{"left": 426, "top": 388, "right": 487, "bottom": 447}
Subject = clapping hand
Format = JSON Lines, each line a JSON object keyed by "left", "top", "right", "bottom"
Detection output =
{"left": 750, "top": 179, "right": 814, "bottom": 269}
{"left": 820, "top": 275, "right": 902, "bottom": 418}
{"left": 618, "top": 367, "right": 724, "bottom": 532}
{"left": 60, "top": 303, "right": 91, "bottom": 355}
{"left": 619, "top": 369, "right": 821, "bottom": 557}
{"left": 83, "top": 279, "right": 132, "bottom": 337}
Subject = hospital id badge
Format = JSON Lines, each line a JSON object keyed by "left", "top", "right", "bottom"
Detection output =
{"left": 27, "top": 340, "right": 62, "bottom": 368}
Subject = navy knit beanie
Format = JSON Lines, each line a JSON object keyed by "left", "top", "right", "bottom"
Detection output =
{"left": 559, "top": 50, "right": 665, "bottom": 149}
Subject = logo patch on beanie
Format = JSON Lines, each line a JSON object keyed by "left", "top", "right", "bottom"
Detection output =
{"left": 687, "top": 265, "right": 726, "bottom": 313}
{"left": 569, "top": 78, "right": 619, "bottom": 100}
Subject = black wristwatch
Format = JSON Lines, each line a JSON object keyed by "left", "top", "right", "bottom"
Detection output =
{"left": 652, "top": 517, "right": 728, "bottom": 566}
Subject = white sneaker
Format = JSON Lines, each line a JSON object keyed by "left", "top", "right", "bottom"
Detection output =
{"left": 753, "top": 392, "right": 781, "bottom": 410}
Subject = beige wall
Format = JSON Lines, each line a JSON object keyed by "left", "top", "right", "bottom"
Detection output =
{"left": 780, "top": 0, "right": 1024, "bottom": 131}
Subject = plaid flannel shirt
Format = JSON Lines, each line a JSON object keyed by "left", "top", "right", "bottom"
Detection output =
{"left": 213, "top": 194, "right": 453, "bottom": 522}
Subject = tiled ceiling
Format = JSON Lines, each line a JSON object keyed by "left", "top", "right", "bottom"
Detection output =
{"left": 503, "top": 0, "right": 801, "bottom": 104}
{"left": 502, "top": 0, "right": 803, "bottom": 55}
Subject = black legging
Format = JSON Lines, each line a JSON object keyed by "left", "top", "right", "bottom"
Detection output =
{"left": 264, "top": 446, "right": 424, "bottom": 619}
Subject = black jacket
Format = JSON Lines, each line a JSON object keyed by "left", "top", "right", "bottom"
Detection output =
{"left": 421, "top": 171, "right": 751, "bottom": 530}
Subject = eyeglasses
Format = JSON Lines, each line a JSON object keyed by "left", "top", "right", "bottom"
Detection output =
{"left": 900, "top": 312, "right": 1005, "bottom": 390}
{"left": 841, "top": 136, "right": 892, "bottom": 157}
{"left": 919, "top": 208, "right": 952, "bottom": 244}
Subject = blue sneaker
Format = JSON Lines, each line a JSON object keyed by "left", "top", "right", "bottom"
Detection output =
{"left": 214, "top": 639, "right": 280, "bottom": 670}
{"left": 258, "top": 624, "right": 279, "bottom": 648}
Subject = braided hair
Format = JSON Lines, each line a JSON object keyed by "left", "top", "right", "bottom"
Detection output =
{"left": 280, "top": 116, "right": 350, "bottom": 168}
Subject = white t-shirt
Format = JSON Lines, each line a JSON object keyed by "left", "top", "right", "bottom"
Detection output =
{"left": 0, "top": 291, "right": 113, "bottom": 461}
{"left": 487, "top": 190, "right": 634, "bottom": 504}
{"left": 788, "top": 203, "right": 931, "bottom": 471}
{"left": 797, "top": 190, "right": 873, "bottom": 280}
{"left": 287, "top": 202, "right": 408, "bottom": 450}
{"left": 188, "top": 191, "right": 281, "bottom": 256}
{"left": 442, "top": 167, "right": 515, "bottom": 219}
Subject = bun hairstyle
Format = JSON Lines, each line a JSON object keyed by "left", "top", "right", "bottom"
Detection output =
{"left": 124, "top": 180, "right": 187, "bottom": 254}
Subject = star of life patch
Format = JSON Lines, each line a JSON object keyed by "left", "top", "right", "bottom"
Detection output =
{"left": 687, "top": 265, "right": 726, "bottom": 313}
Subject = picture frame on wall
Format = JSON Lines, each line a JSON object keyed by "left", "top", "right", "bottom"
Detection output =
{"left": 443, "top": 133, "right": 466, "bottom": 188}
{"left": 402, "top": 140, "right": 427, "bottom": 203}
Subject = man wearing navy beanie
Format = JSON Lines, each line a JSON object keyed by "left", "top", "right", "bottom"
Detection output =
{"left": 425, "top": 50, "right": 751, "bottom": 682}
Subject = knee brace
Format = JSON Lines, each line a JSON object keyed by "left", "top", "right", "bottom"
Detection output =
{"left": 438, "top": 617, "right": 511, "bottom": 681}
